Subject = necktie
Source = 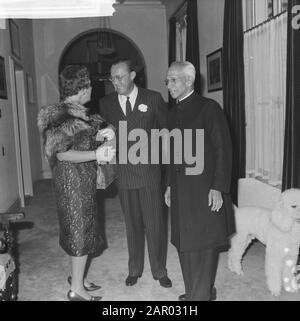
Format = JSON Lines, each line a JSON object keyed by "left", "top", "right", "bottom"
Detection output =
{"left": 126, "top": 96, "right": 132, "bottom": 117}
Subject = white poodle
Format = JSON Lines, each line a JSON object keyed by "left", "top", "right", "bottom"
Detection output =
{"left": 228, "top": 188, "right": 300, "bottom": 296}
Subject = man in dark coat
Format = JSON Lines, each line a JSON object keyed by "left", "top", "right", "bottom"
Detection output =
{"left": 99, "top": 59, "right": 172, "bottom": 288}
{"left": 164, "top": 61, "right": 235, "bottom": 301}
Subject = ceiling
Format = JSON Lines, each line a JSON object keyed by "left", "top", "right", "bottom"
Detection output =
{"left": 117, "top": 0, "right": 166, "bottom": 5}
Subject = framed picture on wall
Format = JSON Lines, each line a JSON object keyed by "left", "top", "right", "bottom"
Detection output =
{"left": 206, "top": 48, "right": 223, "bottom": 92}
{"left": 9, "top": 19, "right": 21, "bottom": 60}
{"left": 26, "top": 73, "right": 35, "bottom": 104}
{"left": 0, "top": 56, "right": 8, "bottom": 99}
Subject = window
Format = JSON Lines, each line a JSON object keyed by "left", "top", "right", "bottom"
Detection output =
{"left": 243, "top": 0, "right": 288, "bottom": 30}
{"left": 243, "top": 0, "right": 287, "bottom": 187}
{"left": 268, "top": 0, "right": 288, "bottom": 17}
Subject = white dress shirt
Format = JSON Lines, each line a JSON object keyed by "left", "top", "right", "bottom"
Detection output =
{"left": 177, "top": 90, "right": 194, "bottom": 103}
{"left": 118, "top": 85, "right": 138, "bottom": 116}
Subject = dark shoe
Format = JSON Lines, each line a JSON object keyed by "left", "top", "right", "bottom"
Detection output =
{"left": 178, "top": 287, "right": 216, "bottom": 301}
{"left": 67, "top": 276, "right": 101, "bottom": 292}
{"left": 178, "top": 293, "right": 186, "bottom": 301}
{"left": 67, "top": 290, "right": 102, "bottom": 301}
{"left": 125, "top": 275, "right": 141, "bottom": 286}
{"left": 156, "top": 275, "right": 172, "bottom": 288}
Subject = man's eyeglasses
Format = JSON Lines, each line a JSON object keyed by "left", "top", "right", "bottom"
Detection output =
{"left": 109, "top": 73, "right": 129, "bottom": 83}
{"left": 164, "top": 77, "right": 181, "bottom": 86}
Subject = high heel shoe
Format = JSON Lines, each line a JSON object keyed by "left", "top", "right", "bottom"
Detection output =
{"left": 67, "top": 290, "right": 102, "bottom": 301}
{"left": 67, "top": 276, "right": 101, "bottom": 291}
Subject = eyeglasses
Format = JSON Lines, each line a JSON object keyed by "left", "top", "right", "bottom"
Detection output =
{"left": 164, "top": 77, "right": 181, "bottom": 86}
{"left": 109, "top": 73, "right": 129, "bottom": 83}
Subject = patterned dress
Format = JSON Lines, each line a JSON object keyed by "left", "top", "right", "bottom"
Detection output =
{"left": 38, "top": 101, "right": 106, "bottom": 256}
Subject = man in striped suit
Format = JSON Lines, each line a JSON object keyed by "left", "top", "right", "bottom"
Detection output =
{"left": 99, "top": 60, "right": 171, "bottom": 288}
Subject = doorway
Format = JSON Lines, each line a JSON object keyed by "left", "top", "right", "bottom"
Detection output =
{"left": 9, "top": 56, "right": 33, "bottom": 207}
{"left": 59, "top": 29, "right": 147, "bottom": 114}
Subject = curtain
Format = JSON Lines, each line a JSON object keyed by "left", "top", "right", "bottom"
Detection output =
{"left": 282, "top": 0, "right": 300, "bottom": 190}
{"left": 168, "top": 16, "right": 177, "bottom": 108}
{"left": 176, "top": 16, "right": 187, "bottom": 61}
{"left": 186, "top": 0, "right": 201, "bottom": 94}
{"left": 244, "top": 13, "right": 287, "bottom": 187}
{"left": 169, "top": 17, "right": 176, "bottom": 65}
{"left": 222, "top": 0, "right": 246, "bottom": 204}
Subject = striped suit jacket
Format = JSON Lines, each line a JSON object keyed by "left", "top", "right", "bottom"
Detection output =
{"left": 99, "top": 87, "right": 168, "bottom": 189}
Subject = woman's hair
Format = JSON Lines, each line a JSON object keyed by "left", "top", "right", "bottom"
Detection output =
{"left": 59, "top": 65, "right": 90, "bottom": 100}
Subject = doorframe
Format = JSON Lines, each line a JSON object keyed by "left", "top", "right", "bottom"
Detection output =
{"left": 15, "top": 68, "right": 33, "bottom": 197}
{"left": 8, "top": 56, "right": 33, "bottom": 207}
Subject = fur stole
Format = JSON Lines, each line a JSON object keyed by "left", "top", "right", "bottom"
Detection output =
{"left": 37, "top": 101, "right": 92, "bottom": 168}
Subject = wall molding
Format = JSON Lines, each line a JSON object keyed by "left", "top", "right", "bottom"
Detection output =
{"left": 115, "top": 2, "right": 165, "bottom": 9}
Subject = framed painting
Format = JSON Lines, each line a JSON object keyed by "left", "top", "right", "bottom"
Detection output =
{"left": 207, "top": 48, "right": 223, "bottom": 92}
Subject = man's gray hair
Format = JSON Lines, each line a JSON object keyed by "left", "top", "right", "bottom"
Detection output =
{"left": 169, "top": 61, "right": 196, "bottom": 82}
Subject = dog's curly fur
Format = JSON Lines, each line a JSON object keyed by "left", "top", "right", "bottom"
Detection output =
{"left": 228, "top": 189, "right": 300, "bottom": 296}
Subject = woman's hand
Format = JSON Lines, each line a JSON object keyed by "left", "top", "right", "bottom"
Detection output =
{"left": 95, "top": 145, "right": 116, "bottom": 163}
{"left": 96, "top": 128, "right": 115, "bottom": 141}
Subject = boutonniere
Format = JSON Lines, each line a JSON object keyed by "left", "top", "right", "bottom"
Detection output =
{"left": 138, "top": 104, "right": 148, "bottom": 112}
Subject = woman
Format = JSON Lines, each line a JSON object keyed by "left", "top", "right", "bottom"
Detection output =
{"left": 37, "top": 65, "right": 115, "bottom": 301}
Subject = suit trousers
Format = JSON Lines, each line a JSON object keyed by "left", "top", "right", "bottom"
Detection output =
{"left": 118, "top": 185, "right": 168, "bottom": 279}
{"left": 178, "top": 247, "right": 220, "bottom": 301}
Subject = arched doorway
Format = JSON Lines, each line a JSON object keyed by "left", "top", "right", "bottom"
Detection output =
{"left": 59, "top": 29, "right": 147, "bottom": 114}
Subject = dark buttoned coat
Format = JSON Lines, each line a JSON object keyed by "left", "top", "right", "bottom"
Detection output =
{"left": 99, "top": 87, "right": 168, "bottom": 189}
{"left": 167, "top": 93, "right": 235, "bottom": 252}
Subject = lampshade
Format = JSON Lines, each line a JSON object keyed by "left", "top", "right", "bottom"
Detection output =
{"left": 0, "top": 0, "right": 116, "bottom": 18}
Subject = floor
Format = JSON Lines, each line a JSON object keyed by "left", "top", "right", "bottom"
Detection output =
{"left": 12, "top": 179, "right": 300, "bottom": 301}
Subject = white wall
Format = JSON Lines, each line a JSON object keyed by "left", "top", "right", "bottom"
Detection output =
{"left": 0, "top": 21, "right": 19, "bottom": 211}
{"left": 33, "top": 3, "right": 168, "bottom": 177}
{"left": 238, "top": 178, "right": 281, "bottom": 209}
{"left": 18, "top": 20, "right": 43, "bottom": 186}
{"left": 0, "top": 19, "right": 42, "bottom": 211}
{"left": 165, "top": 0, "right": 184, "bottom": 20}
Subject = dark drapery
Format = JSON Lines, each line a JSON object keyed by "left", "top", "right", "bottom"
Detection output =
{"left": 186, "top": 0, "right": 201, "bottom": 94}
{"left": 222, "top": 0, "right": 246, "bottom": 204}
{"left": 282, "top": 0, "right": 300, "bottom": 191}
{"left": 168, "top": 16, "right": 177, "bottom": 108}
{"left": 169, "top": 16, "right": 176, "bottom": 65}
